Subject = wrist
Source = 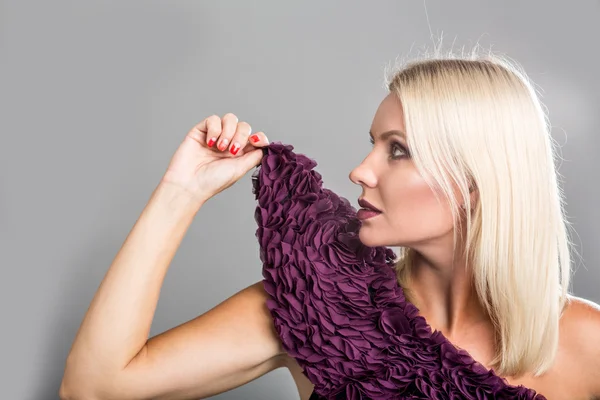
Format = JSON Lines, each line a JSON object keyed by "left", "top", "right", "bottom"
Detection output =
{"left": 154, "top": 179, "right": 207, "bottom": 214}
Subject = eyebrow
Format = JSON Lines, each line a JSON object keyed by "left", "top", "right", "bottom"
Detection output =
{"left": 369, "top": 129, "right": 406, "bottom": 141}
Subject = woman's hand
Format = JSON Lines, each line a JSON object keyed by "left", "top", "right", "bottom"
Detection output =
{"left": 59, "top": 114, "right": 280, "bottom": 400}
{"left": 161, "top": 113, "right": 270, "bottom": 204}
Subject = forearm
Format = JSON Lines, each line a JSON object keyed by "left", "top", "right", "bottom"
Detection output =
{"left": 65, "top": 180, "right": 204, "bottom": 378}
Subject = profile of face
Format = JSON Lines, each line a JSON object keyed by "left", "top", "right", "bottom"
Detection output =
{"left": 349, "top": 93, "right": 459, "bottom": 250}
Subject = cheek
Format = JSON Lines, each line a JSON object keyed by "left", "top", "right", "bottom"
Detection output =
{"left": 383, "top": 173, "right": 454, "bottom": 237}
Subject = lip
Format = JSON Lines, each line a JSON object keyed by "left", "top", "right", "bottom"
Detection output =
{"left": 357, "top": 209, "right": 381, "bottom": 220}
{"left": 358, "top": 198, "right": 382, "bottom": 213}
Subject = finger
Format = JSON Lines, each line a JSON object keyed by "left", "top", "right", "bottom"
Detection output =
{"left": 228, "top": 121, "right": 252, "bottom": 156}
{"left": 234, "top": 148, "right": 265, "bottom": 177}
{"left": 189, "top": 115, "right": 214, "bottom": 143}
{"left": 217, "top": 113, "right": 239, "bottom": 152}
{"left": 205, "top": 115, "right": 222, "bottom": 148}
{"left": 242, "top": 131, "right": 269, "bottom": 153}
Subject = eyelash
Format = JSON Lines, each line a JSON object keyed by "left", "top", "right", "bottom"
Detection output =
{"left": 369, "top": 137, "right": 409, "bottom": 159}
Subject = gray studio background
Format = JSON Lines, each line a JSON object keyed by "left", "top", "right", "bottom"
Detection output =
{"left": 1, "top": 1, "right": 599, "bottom": 399}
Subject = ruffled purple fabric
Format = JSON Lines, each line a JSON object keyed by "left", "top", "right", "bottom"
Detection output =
{"left": 252, "top": 142, "right": 546, "bottom": 400}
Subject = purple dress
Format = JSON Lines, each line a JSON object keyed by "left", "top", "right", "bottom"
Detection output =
{"left": 251, "top": 142, "right": 546, "bottom": 400}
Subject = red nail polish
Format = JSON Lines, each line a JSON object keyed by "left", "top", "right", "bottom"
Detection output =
{"left": 230, "top": 143, "right": 240, "bottom": 155}
{"left": 250, "top": 134, "right": 260, "bottom": 143}
{"left": 207, "top": 137, "right": 216, "bottom": 147}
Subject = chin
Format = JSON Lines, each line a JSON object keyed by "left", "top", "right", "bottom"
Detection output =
{"left": 357, "top": 228, "right": 387, "bottom": 248}
{"left": 358, "top": 226, "right": 413, "bottom": 249}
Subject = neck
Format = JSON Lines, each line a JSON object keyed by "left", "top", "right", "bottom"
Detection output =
{"left": 405, "top": 246, "right": 490, "bottom": 338}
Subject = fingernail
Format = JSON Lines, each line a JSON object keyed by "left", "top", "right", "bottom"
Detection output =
{"left": 207, "top": 137, "right": 216, "bottom": 147}
{"left": 230, "top": 142, "right": 240, "bottom": 155}
{"left": 218, "top": 138, "right": 229, "bottom": 151}
{"left": 250, "top": 134, "right": 260, "bottom": 143}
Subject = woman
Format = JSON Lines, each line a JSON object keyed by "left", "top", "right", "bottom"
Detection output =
{"left": 60, "top": 53, "right": 600, "bottom": 399}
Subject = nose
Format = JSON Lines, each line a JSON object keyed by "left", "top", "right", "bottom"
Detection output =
{"left": 349, "top": 160, "right": 377, "bottom": 188}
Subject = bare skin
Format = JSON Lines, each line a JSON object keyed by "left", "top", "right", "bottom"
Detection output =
{"left": 348, "top": 93, "right": 600, "bottom": 399}
{"left": 284, "top": 295, "right": 600, "bottom": 400}
{"left": 60, "top": 103, "right": 600, "bottom": 400}
{"left": 60, "top": 115, "right": 288, "bottom": 400}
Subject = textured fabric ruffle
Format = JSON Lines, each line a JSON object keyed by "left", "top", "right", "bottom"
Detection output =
{"left": 252, "top": 142, "right": 546, "bottom": 400}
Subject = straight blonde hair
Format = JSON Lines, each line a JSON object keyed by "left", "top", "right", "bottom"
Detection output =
{"left": 386, "top": 47, "right": 573, "bottom": 377}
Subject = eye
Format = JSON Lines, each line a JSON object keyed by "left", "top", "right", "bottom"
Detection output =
{"left": 390, "top": 141, "right": 409, "bottom": 159}
{"left": 369, "top": 137, "right": 409, "bottom": 160}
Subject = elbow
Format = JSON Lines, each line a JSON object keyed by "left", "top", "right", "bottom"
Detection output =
{"left": 58, "top": 379, "right": 76, "bottom": 400}
{"left": 60, "top": 352, "right": 134, "bottom": 400}
{"left": 60, "top": 358, "right": 104, "bottom": 400}
{"left": 59, "top": 380, "right": 89, "bottom": 400}
{"left": 59, "top": 375, "right": 99, "bottom": 400}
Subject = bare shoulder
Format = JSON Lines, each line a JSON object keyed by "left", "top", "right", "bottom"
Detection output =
{"left": 562, "top": 294, "right": 600, "bottom": 331}
{"left": 560, "top": 295, "right": 600, "bottom": 396}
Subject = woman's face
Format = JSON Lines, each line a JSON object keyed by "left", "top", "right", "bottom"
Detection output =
{"left": 349, "top": 93, "right": 456, "bottom": 249}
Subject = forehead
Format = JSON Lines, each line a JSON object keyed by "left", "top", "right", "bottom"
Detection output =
{"left": 370, "top": 93, "right": 406, "bottom": 137}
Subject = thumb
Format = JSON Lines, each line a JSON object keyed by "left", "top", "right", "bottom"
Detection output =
{"left": 235, "top": 148, "right": 265, "bottom": 176}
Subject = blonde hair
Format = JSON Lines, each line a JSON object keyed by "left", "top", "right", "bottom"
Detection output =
{"left": 385, "top": 47, "right": 573, "bottom": 377}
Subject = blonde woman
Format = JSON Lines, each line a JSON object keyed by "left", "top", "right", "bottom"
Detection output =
{"left": 60, "top": 52, "right": 600, "bottom": 400}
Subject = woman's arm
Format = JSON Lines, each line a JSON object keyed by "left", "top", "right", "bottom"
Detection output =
{"left": 59, "top": 180, "right": 287, "bottom": 400}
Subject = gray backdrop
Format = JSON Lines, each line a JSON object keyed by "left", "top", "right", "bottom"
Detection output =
{"left": 1, "top": 1, "right": 598, "bottom": 399}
